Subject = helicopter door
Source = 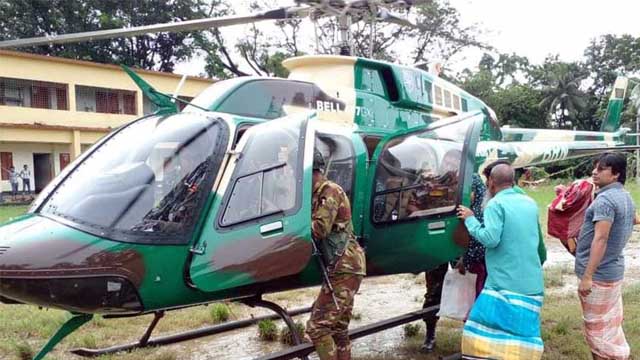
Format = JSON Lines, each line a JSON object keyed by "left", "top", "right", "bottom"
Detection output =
{"left": 363, "top": 111, "right": 486, "bottom": 276}
{"left": 189, "top": 114, "right": 314, "bottom": 292}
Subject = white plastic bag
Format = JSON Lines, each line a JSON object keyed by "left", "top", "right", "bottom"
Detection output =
{"left": 436, "top": 267, "right": 477, "bottom": 321}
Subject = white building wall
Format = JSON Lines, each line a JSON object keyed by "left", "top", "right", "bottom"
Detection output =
{"left": 0, "top": 142, "right": 73, "bottom": 192}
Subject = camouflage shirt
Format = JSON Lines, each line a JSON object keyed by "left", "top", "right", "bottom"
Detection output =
{"left": 312, "top": 177, "right": 366, "bottom": 276}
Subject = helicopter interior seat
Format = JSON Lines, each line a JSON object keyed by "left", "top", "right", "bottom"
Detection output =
{"left": 67, "top": 163, "right": 156, "bottom": 228}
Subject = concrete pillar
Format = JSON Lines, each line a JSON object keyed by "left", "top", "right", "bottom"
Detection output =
{"left": 68, "top": 83, "right": 77, "bottom": 111}
{"left": 71, "top": 130, "right": 82, "bottom": 159}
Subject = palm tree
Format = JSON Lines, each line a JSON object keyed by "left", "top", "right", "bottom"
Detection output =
{"left": 539, "top": 64, "right": 587, "bottom": 129}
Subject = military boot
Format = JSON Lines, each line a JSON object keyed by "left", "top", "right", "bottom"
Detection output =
{"left": 313, "top": 335, "right": 337, "bottom": 360}
{"left": 421, "top": 323, "right": 436, "bottom": 353}
{"left": 336, "top": 339, "right": 351, "bottom": 360}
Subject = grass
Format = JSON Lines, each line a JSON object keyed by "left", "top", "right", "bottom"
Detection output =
{"left": 0, "top": 205, "right": 29, "bottom": 224}
{"left": 1, "top": 184, "right": 640, "bottom": 359}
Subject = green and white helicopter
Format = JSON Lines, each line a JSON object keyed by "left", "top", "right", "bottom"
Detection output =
{"left": 0, "top": 1, "right": 635, "bottom": 359}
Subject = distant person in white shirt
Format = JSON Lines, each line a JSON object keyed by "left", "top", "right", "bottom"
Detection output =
{"left": 19, "top": 164, "right": 31, "bottom": 194}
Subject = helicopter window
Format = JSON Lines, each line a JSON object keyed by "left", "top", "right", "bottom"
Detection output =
{"left": 434, "top": 85, "right": 443, "bottom": 106}
{"left": 362, "top": 135, "right": 382, "bottom": 159}
{"left": 423, "top": 80, "right": 433, "bottom": 104}
{"left": 358, "top": 68, "right": 386, "bottom": 97}
{"left": 216, "top": 80, "right": 314, "bottom": 120}
{"left": 444, "top": 89, "right": 452, "bottom": 108}
{"left": 461, "top": 98, "right": 468, "bottom": 112}
{"left": 220, "top": 121, "right": 303, "bottom": 227}
{"left": 380, "top": 67, "right": 399, "bottom": 102}
{"left": 453, "top": 94, "right": 461, "bottom": 111}
{"left": 372, "top": 121, "right": 469, "bottom": 223}
{"left": 233, "top": 123, "right": 254, "bottom": 146}
{"left": 316, "top": 134, "right": 355, "bottom": 200}
{"left": 39, "top": 113, "right": 227, "bottom": 244}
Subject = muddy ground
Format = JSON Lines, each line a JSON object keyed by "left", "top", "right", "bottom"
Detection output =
{"left": 173, "top": 231, "right": 640, "bottom": 360}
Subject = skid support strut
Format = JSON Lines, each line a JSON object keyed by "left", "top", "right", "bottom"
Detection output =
{"left": 243, "top": 296, "right": 309, "bottom": 360}
{"left": 34, "top": 313, "right": 93, "bottom": 360}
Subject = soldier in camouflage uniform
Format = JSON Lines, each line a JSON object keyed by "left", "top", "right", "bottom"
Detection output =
{"left": 307, "top": 149, "right": 366, "bottom": 360}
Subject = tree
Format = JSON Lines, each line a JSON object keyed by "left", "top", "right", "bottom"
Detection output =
{"left": 0, "top": 0, "right": 208, "bottom": 72}
{"left": 537, "top": 62, "right": 588, "bottom": 129}
{"left": 490, "top": 85, "right": 547, "bottom": 128}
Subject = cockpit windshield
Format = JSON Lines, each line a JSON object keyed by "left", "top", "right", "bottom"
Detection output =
{"left": 39, "top": 113, "right": 228, "bottom": 243}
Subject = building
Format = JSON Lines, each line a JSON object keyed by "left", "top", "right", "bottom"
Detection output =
{"left": 0, "top": 50, "right": 214, "bottom": 194}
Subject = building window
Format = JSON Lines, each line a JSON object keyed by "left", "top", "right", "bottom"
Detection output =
{"left": 76, "top": 85, "right": 137, "bottom": 115}
{"left": 143, "top": 95, "right": 194, "bottom": 115}
{"left": 1, "top": 152, "right": 13, "bottom": 180}
{"left": 0, "top": 77, "right": 68, "bottom": 110}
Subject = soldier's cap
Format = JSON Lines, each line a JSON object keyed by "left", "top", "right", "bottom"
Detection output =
{"left": 313, "top": 148, "right": 326, "bottom": 173}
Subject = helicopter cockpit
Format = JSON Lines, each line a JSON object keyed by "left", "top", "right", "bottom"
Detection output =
{"left": 184, "top": 77, "right": 346, "bottom": 121}
{"left": 37, "top": 112, "right": 228, "bottom": 244}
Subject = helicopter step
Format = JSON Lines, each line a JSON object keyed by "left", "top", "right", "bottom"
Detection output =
{"left": 253, "top": 304, "right": 439, "bottom": 360}
{"left": 69, "top": 305, "right": 311, "bottom": 357}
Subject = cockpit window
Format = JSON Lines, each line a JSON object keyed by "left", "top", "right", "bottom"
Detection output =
{"left": 216, "top": 80, "right": 315, "bottom": 120}
{"left": 40, "top": 113, "right": 228, "bottom": 244}
{"left": 372, "top": 119, "right": 471, "bottom": 223}
{"left": 219, "top": 120, "right": 304, "bottom": 227}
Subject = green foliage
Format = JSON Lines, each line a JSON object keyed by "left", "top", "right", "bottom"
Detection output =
{"left": 491, "top": 84, "right": 547, "bottom": 128}
{"left": 257, "top": 319, "right": 278, "bottom": 342}
{"left": 403, "top": 323, "right": 421, "bottom": 338}
{"left": 210, "top": 303, "right": 230, "bottom": 323}
{"left": 0, "top": 0, "right": 209, "bottom": 72}
{"left": 279, "top": 322, "right": 306, "bottom": 345}
{"left": 10, "top": 341, "right": 33, "bottom": 360}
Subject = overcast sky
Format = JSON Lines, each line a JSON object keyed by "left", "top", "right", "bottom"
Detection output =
{"left": 175, "top": 0, "right": 640, "bottom": 77}
{"left": 449, "top": 0, "right": 640, "bottom": 65}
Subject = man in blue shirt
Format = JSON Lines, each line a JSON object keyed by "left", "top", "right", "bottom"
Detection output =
{"left": 575, "top": 153, "right": 635, "bottom": 360}
{"left": 456, "top": 163, "right": 544, "bottom": 359}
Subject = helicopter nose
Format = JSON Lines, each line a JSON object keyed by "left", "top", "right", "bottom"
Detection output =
{"left": 0, "top": 215, "right": 144, "bottom": 314}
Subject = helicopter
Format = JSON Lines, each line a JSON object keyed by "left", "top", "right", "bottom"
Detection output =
{"left": 0, "top": 1, "right": 636, "bottom": 359}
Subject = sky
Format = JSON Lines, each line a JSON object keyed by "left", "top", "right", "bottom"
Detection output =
{"left": 174, "top": 0, "right": 640, "bottom": 77}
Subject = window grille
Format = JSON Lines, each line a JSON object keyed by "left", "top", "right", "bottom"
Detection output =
{"left": 0, "top": 77, "right": 68, "bottom": 110}
{"left": 76, "top": 85, "right": 137, "bottom": 115}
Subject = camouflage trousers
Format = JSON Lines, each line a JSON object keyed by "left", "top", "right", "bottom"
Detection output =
{"left": 306, "top": 272, "right": 363, "bottom": 360}
{"left": 423, "top": 263, "right": 448, "bottom": 328}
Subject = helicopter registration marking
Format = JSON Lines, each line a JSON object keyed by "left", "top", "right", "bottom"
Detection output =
{"left": 354, "top": 106, "right": 372, "bottom": 118}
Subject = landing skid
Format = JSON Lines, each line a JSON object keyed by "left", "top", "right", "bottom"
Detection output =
{"left": 69, "top": 305, "right": 312, "bottom": 357}
{"left": 253, "top": 304, "right": 440, "bottom": 360}
{"left": 36, "top": 304, "right": 446, "bottom": 359}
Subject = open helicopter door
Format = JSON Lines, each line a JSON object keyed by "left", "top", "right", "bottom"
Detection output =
{"left": 189, "top": 113, "right": 315, "bottom": 292}
{"left": 362, "top": 111, "right": 486, "bottom": 276}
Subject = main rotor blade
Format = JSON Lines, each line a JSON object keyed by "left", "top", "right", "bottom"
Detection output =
{"left": 0, "top": 7, "right": 307, "bottom": 49}
{"left": 377, "top": 8, "right": 421, "bottom": 28}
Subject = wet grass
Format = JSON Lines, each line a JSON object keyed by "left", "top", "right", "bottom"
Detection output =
{"left": 0, "top": 204, "right": 29, "bottom": 224}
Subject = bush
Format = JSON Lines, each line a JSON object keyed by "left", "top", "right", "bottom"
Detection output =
{"left": 258, "top": 319, "right": 278, "bottom": 341}
{"left": 210, "top": 303, "right": 230, "bottom": 323}
{"left": 280, "top": 322, "right": 306, "bottom": 345}
{"left": 403, "top": 323, "right": 421, "bottom": 338}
